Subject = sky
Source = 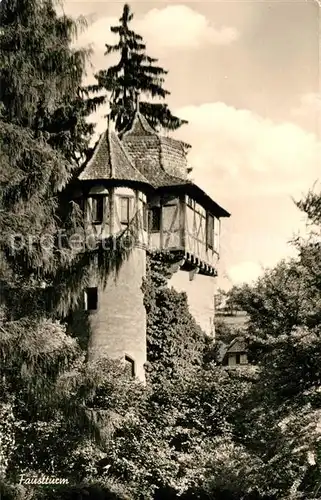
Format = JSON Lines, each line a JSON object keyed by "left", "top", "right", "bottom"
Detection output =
{"left": 62, "top": 0, "right": 320, "bottom": 331}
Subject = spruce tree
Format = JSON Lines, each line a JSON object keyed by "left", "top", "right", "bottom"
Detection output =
{"left": 92, "top": 3, "right": 187, "bottom": 132}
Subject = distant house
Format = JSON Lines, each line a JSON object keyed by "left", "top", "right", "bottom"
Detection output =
{"left": 221, "top": 337, "right": 248, "bottom": 367}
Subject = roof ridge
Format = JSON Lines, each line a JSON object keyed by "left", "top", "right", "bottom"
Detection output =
{"left": 137, "top": 112, "right": 156, "bottom": 134}
{"left": 228, "top": 336, "right": 245, "bottom": 348}
{"left": 78, "top": 127, "right": 153, "bottom": 185}
{"left": 106, "top": 129, "right": 114, "bottom": 178}
{"left": 159, "top": 135, "right": 191, "bottom": 151}
{"left": 122, "top": 111, "right": 156, "bottom": 137}
{"left": 157, "top": 133, "right": 165, "bottom": 173}
{"left": 81, "top": 132, "right": 105, "bottom": 174}
{"left": 114, "top": 130, "right": 152, "bottom": 185}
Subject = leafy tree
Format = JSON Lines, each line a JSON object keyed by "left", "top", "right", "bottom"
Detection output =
{"left": 0, "top": 0, "right": 132, "bottom": 492}
{"left": 144, "top": 252, "right": 206, "bottom": 382}
{"left": 92, "top": 4, "right": 187, "bottom": 132}
{"left": 214, "top": 318, "right": 245, "bottom": 347}
{"left": 139, "top": 253, "right": 256, "bottom": 499}
{"left": 226, "top": 258, "right": 321, "bottom": 364}
{"left": 230, "top": 188, "right": 321, "bottom": 498}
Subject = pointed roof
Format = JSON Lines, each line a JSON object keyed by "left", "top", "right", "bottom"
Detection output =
{"left": 78, "top": 128, "right": 151, "bottom": 186}
{"left": 121, "top": 110, "right": 191, "bottom": 186}
{"left": 122, "top": 110, "right": 156, "bottom": 137}
{"left": 121, "top": 110, "right": 190, "bottom": 149}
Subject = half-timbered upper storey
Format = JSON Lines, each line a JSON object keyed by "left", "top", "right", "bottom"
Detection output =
{"left": 73, "top": 113, "right": 230, "bottom": 277}
{"left": 121, "top": 111, "right": 230, "bottom": 276}
{"left": 74, "top": 127, "right": 151, "bottom": 244}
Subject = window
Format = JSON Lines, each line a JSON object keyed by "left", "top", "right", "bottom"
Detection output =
{"left": 150, "top": 206, "right": 161, "bottom": 232}
{"left": 240, "top": 353, "right": 248, "bottom": 365}
{"left": 206, "top": 213, "right": 214, "bottom": 249}
{"left": 124, "top": 355, "right": 135, "bottom": 377}
{"left": 235, "top": 354, "right": 241, "bottom": 364}
{"left": 187, "top": 196, "right": 194, "bottom": 208}
{"left": 91, "top": 196, "right": 104, "bottom": 224}
{"left": 214, "top": 216, "right": 220, "bottom": 253}
{"left": 120, "top": 197, "right": 131, "bottom": 226}
{"left": 142, "top": 201, "right": 148, "bottom": 231}
{"left": 84, "top": 287, "right": 98, "bottom": 311}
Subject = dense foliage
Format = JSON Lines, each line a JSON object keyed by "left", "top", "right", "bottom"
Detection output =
{"left": 0, "top": 0, "right": 132, "bottom": 495}
{"left": 144, "top": 252, "right": 207, "bottom": 381}
{"left": 225, "top": 189, "right": 321, "bottom": 499}
{"left": 91, "top": 4, "right": 187, "bottom": 132}
{"left": 2, "top": 1, "right": 321, "bottom": 499}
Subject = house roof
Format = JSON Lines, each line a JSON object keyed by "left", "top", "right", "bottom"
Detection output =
{"left": 78, "top": 128, "right": 152, "bottom": 187}
{"left": 77, "top": 113, "right": 230, "bottom": 219}
{"left": 120, "top": 111, "right": 230, "bottom": 218}
{"left": 157, "top": 182, "right": 230, "bottom": 218}
{"left": 121, "top": 110, "right": 156, "bottom": 136}
{"left": 121, "top": 111, "right": 191, "bottom": 184}
{"left": 226, "top": 337, "right": 247, "bottom": 354}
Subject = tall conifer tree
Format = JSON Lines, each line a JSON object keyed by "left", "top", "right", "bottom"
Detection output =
{"left": 0, "top": 0, "right": 131, "bottom": 484}
{"left": 93, "top": 4, "right": 187, "bottom": 132}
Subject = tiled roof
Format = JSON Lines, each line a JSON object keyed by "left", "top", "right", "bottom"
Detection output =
{"left": 121, "top": 111, "right": 190, "bottom": 184}
{"left": 156, "top": 182, "right": 230, "bottom": 218}
{"left": 121, "top": 114, "right": 230, "bottom": 217}
{"left": 121, "top": 135, "right": 187, "bottom": 188}
{"left": 226, "top": 337, "right": 247, "bottom": 354}
{"left": 78, "top": 129, "right": 151, "bottom": 186}
{"left": 121, "top": 111, "right": 156, "bottom": 136}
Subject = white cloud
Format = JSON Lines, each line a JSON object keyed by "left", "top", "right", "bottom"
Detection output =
{"left": 174, "top": 102, "right": 321, "bottom": 199}
{"left": 76, "top": 6, "right": 238, "bottom": 53}
{"left": 136, "top": 6, "right": 239, "bottom": 49}
{"left": 291, "top": 93, "right": 321, "bottom": 123}
{"left": 292, "top": 93, "right": 321, "bottom": 115}
{"left": 75, "top": 15, "right": 117, "bottom": 51}
{"left": 227, "top": 261, "right": 264, "bottom": 285}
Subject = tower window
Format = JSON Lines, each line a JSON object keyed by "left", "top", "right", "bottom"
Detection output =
{"left": 91, "top": 196, "right": 105, "bottom": 224}
{"left": 187, "top": 196, "right": 194, "bottom": 208}
{"left": 214, "top": 216, "right": 220, "bottom": 253}
{"left": 84, "top": 287, "right": 98, "bottom": 311}
{"left": 124, "top": 355, "right": 135, "bottom": 377}
{"left": 150, "top": 207, "right": 161, "bottom": 232}
{"left": 142, "top": 201, "right": 148, "bottom": 231}
{"left": 206, "top": 213, "right": 214, "bottom": 250}
{"left": 120, "top": 197, "right": 131, "bottom": 226}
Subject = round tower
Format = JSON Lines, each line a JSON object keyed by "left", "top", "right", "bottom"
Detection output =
{"left": 70, "top": 108, "right": 230, "bottom": 382}
{"left": 75, "top": 128, "right": 151, "bottom": 382}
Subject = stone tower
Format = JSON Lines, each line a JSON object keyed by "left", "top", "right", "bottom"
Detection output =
{"left": 72, "top": 112, "right": 230, "bottom": 381}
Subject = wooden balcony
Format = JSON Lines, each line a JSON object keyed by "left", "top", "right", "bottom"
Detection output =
{"left": 148, "top": 194, "right": 220, "bottom": 277}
